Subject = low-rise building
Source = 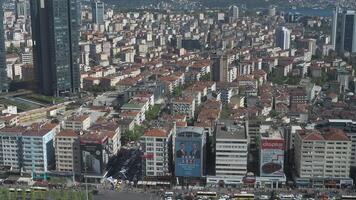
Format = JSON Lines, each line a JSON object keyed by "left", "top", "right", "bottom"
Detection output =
{"left": 63, "top": 115, "right": 91, "bottom": 131}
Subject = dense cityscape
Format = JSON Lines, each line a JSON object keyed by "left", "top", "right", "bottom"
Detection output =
{"left": 0, "top": 0, "right": 356, "bottom": 199}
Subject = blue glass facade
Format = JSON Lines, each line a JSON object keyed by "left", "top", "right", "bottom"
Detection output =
{"left": 31, "top": 0, "right": 80, "bottom": 96}
{"left": 91, "top": 1, "right": 104, "bottom": 24}
{"left": 0, "top": 1, "right": 8, "bottom": 93}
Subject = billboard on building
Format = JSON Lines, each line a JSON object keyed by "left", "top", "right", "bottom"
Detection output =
{"left": 175, "top": 138, "right": 202, "bottom": 177}
{"left": 81, "top": 144, "right": 105, "bottom": 175}
{"left": 260, "top": 139, "right": 284, "bottom": 177}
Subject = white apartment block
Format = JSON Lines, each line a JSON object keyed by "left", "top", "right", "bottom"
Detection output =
{"left": 63, "top": 115, "right": 91, "bottom": 131}
{"left": 55, "top": 130, "right": 81, "bottom": 175}
{"left": 316, "top": 119, "right": 356, "bottom": 167}
{"left": 294, "top": 129, "right": 351, "bottom": 179}
{"left": 141, "top": 128, "right": 173, "bottom": 176}
{"left": 171, "top": 97, "right": 195, "bottom": 119}
{"left": 215, "top": 120, "right": 248, "bottom": 177}
{"left": 90, "top": 121, "right": 121, "bottom": 155}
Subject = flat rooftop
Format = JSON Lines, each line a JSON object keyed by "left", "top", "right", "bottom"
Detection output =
{"left": 216, "top": 120, "right": 246, "bottom": 140}
{"left": 261, "top": 128, "right": 283, "bottom": 139}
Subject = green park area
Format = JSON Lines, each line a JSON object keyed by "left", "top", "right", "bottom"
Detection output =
{"left": 26, "top": 94, "right": 65, "bottom": 105}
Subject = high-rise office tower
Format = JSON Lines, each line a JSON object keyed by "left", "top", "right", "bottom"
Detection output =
{"left": 30, "top": 0, "right": 80, "bottom": 96}
{"left": 341, "top": 10, "right": 356, "bottom": 54}
{"left": 0, "top": 2, "right": 8, "bottom": 93}
{"left": 332, "top": 8, "right": 356, "bottom": 54}
{"left": 331, "top": 6, "right": 339, "bottom": 50}
{"left": 91, "top": 0, "right": 104, "bottom": 24}
{"left": 15, "top": 0, "right": 28, "bottom": 19}
{"left": 211, "top": 53, "right": 229, "bottom": 82}
{"left": 275, "top": 26, "right": 291, "bottom": 50}
{"left": 229, "top": 6, "right": 239, "bottom": 20}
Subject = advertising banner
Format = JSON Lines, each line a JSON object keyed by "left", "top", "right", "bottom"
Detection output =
{"left": 81, "top": 144, "right": 104, "bottom": 175}
{"left": 260, "top": 139, "right": 284, "bottom": 177}
{"left": 175, "top": 139, "right": 202, "bottom": 177}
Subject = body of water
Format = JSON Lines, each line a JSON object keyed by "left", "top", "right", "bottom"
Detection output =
{"left": 282, "top": 8, "right": 333, "bottom": 17}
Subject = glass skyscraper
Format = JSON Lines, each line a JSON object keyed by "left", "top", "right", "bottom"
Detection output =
{"left": 332, "top": 8, "right": 356, "bottom": 54}
{"left": 30, "top": 0, "right": 80, "bottom": 96}
{"left": 0, "top": 1, "right": 8, "bottom": 93}
{"left": 91, "top": 0, "right": 104, "bottom": 24}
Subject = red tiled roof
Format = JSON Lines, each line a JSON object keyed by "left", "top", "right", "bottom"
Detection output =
{"left": 57, "top": 129, "right": 78, "bottom": 137}
{"left": 324, "top": 128, "right": 350, "bottom": 141}
{"left": 144, "top": 128, "right": 167, "bottom": 137}
{"left": 298, "top": 130, "right": 324, "bottom": 141}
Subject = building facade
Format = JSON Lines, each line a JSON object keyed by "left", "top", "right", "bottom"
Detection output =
{"left": 0, "top": 127, "right": 26, "bottom": 172}
{"left": 294, "top": 128, "right": 352, "bottom": 188}
{"left": 341, "top": 10, "right": 356, "bottom": 54}
{"left": 16, "top": 0, "right": 28, "bottom": 19}
{"left": 315, "top": 119, "right": 356, "bottom": 167}
{"left": 171, "top": 97, "right": 195, "bottom": 119}
{"left": 63, "top": 115, "right": 91, "bottom": 131}
{"left": 211, "top": 53, "right": 229, "bottom": 82}
{"left": 141, "top": 128, "right": 173, "bottom": 176}
{"left": 22, "top": 123, "right": 60, "bottom": 176}
{"left": 0, "top": 3, "right": 8, "bottom": 93}
{"left": 259, "top": 128, "right": 286, "bottom": 188}
{"left": 30, "top": 0, "right": 80, "bottom": 96}
{"left": 333, "top": 8, "right": 356, "bottom": 54}
{"left": 207, "top": 120, "right": 248, "bottom": 185}
{"left": 54, "top": 130, "right": 81, "bottom": 176}
{"left": 91, "top": 0, "right": 104, "bottom": 24}
{"left": 275, "top": 27, "right": 291, "bottom": 50}
{"left": 175, "top": 126, "right": 206, "bottom": 178}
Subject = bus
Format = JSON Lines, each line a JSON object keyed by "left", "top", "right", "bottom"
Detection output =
{"left": 342, "top": 195, "right": 356, "bottom": 200}
{"left": 30, "top": 186, "right": 49, "bottom": 192}
{"left": 164, "top": 191, "right": 174, "bottom": 200}
{"left": 279, "top": 194, "right": 294, "bottom": 200}
{"left": 233, "top": 192, "right": 255, "bottom": 200}
{"left": 196, "top": 191, "right": 218, "bottom": 199}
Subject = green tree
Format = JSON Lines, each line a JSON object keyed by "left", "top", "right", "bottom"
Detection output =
{"left": 172, "top": 86, "right": 183, "bottom": 97}
{"left": 145, "top": 104, "right": 162, "bottom": 121}
{"left": 200, "top": 72, "right": 211, "bottom": 81}
{"left": 220, "top": 105, "right": 231, "bottom": 119}
{"left": 6, "top": 43, "right": 21, "bottom": 55}
{"left": 121, "top": 125, "right": 145, "bottom": 144}
{"left": 269, "top": 110, "right": 279, "bottom": 117}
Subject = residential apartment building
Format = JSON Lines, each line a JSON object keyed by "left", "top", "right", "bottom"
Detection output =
{"left": 315, "top": 119, "right": 356, "bottom": 167}
{"left": 54, "top": 129, "right": 81, "bottom": 176}
{"left": 90, "top": 120, "right": 121, "bottom": 155}
{"left": 22, "top": 123, "right": 60, "bottom": 175}
{"left": 294, "top": 128, "right": 353, "bottom": 188}
{"left": 141, "top": 128, "right": 173, "bottom": 176}
{"left": 63, "top": 115, "right": 91, "bottom": 131}
{"left": 171, "top": 97, "right": 195, "bottom": 119}
{"left": 0, "top": 127, "right": 26, "bottom": 171}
